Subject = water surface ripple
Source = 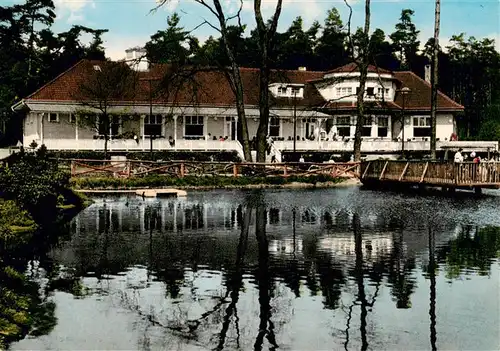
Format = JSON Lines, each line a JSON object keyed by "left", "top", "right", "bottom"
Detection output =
{"left": 12, "top": 187, "right": 500, "bottom": 350}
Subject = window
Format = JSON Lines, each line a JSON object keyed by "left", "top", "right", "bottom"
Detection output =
{"left": 377, "top": 88, "right": 383, "bottom": 98}
{"left": 366, "top": 87, "right": 375, "bottom": 96}
{"left": 69, "top": 114, "right": 76, "bottom": 123}
{"left": 413, "top": 116, "right": 431, "bottom": 137}
{"left": 48, "top": 113, "right": 59, "bottom": 123}
{"left": 362, "top": 116, "right": 373, "bottom": 137}
{"left": 144, "top": 114, "right": 163, "bottom": 137}
{"left": 269, "top": 117, "right": 280, "bottom": 137}
{"left": 336, "top": 116, "right": 351, "bottom": 137}
{"left": 277, "top": 86, "right": 287, "bottom": 95}
{"left": 111, "top": 116, "right": 120, "bottom": 136}
{"left": 98, "top": 115, "right": 120, "bottom": 136}
{"left": 377, "top": 88, "right": 391, "bottom": 99}
{"left": 377, "top": 117, "right": 389, "bottom": 137}
{"left": 184, "top": 115, "right": 204, "bottom": 136}
{"left": 336, "top": 87, "right": 352, "bottom": 97}
{"left": 291, "top": 86, "right": 301, "bottom": 95}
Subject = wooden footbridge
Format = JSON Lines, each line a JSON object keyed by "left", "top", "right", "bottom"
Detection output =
{"left": 361, "top": 160, "right": 500, "bottom": 193}
{"left": 65, "top": 158, "right": 500, "bottom": 193}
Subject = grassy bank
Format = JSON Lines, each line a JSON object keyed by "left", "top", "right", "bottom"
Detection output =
{"left": 0, "top": 199, "right": 37, "bottom": 244}
{"left": 1, "top": 147, "right": 92, "bottom": 347}
{"left": 70, "top": 174, "right": 347, "bottom": 190}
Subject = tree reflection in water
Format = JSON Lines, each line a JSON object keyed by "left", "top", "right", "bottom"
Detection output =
{"left": 253, "top": 192, "right": 279, "bottom": 351}
{"left": 215, "top": 204, "right": 251, "bottom": 350}
{"left": 344, "top": 212, "right": 374, "bottom": 351}
{"left": 428, "top": 226, "right": 437, "bottom": 351}
{"left": 11, "top": 194, "right": 500, "bottom": 350}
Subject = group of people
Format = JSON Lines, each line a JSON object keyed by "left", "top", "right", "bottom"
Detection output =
{"left": 454, "top": 148, "right": 497, "bottom": 182}
{"left": 454, "top": 149, "right": 494, "bottom": 163}
{"left": 205, "top": 133, "right": 228, "bottom": 141}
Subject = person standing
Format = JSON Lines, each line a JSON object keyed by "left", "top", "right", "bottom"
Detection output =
{"left": 454, "top": 148, "right": 464, "bottom": 163}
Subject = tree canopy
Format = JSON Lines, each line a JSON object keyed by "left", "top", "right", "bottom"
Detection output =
{"left": 1, "top": 3, "right": 499, "bottom": 145}
{"left": 0, "top": 0, "right": 108, "bottom": 146}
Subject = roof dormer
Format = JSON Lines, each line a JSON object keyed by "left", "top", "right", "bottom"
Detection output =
{"left": 270, "top": 83, "right": 305, "bottom": 98}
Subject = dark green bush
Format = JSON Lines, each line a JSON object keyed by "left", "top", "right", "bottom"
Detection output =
{"left": 0, "top": 146, "right": 70, "bottom": 222}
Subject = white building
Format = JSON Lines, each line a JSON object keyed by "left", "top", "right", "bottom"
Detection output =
{"left": 11, "top": 53, "right": 497, "bottom": 161}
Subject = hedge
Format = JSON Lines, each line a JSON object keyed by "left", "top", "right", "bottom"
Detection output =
{"left": 70, "top": 174, "right": 344, "bottom": 189}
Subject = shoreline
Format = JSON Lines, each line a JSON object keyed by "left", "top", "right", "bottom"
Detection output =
{"left": 75, "top": 177, "right": 361, "bottom": 193}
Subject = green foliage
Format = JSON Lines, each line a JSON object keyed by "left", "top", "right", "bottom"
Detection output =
{"left": 0, "top": 146, "right": 70, "bottom": 221}
{"left": 70, "top": 173, "right": 343, "bottom": 189}
{"left": 0, "top": 199, "right": 37, "bottom": 247}
{"left": 446, "top": 35, "right": 500, "bottom": 137}
{"left": 145, "top": 13, "right": 199, "bottom": 65}
{"left": 438, "top": 226, "right": 500, "bottom": 279}
{"left": 0, "top": 1, "right": 107, "bottom": 146}
{"left": 389, "top": 9, "right": 420, "bottom": 70}
{"left": 0, "top": 263, "right": 58, "bottom": 348}
{"left": 478, "top": 105, "right": 500, "bottom": 142}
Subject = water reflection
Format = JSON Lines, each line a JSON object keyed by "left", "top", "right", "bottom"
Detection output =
{"left": 11, "top": 188, "right": 500, "bottom": 350}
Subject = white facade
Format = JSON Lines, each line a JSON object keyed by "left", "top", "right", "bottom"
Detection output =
{"left": 15, "top": 59, "right": 498, "bottom": 161}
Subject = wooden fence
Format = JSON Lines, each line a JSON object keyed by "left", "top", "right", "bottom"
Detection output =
{"left": 69, "top": 159, "right": 360, "bottom": 179}
{"left": 361, "top": 160, "right": 500, "bottom": 187}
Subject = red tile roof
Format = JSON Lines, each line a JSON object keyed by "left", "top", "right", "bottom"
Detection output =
{"left": 393, "top": 71, "right": 464, "bottom": 111}
{"left": 325, "top": 62, "right": 392, "bottom": 75}
{"left": 22, "top": 59, "right": 463, "bottom": 113}
{"left": 26, "top": 60, "right": 325, "bottom": 108}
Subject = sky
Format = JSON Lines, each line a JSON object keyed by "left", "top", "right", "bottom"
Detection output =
{"left": 7, "top": 0, "right": 500, "bottom": 60}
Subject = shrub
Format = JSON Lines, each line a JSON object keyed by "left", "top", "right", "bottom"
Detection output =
{"left": 0, "top": 199, "right": 36, "bottom": 230}
{"left": 70, "top": 174, "right": 344, "bottom": 189}
{"left": 0, "top": 146, "right": 70, "bottom": 222}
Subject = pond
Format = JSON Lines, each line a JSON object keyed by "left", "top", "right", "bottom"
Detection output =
{"left": 10, "top": 187, "right": 500, "bottom": 350}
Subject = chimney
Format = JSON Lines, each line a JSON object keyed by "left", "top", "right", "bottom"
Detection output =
{"left": 298, "top": 66, "right": 307, "bottom": 71}
{"left": 125, "top": 46, "right": 149, "bottom": 71}
{"left": 424, "top": 64, "right": 431, "bottom": 83}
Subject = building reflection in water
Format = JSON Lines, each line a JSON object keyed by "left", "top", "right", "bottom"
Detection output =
{"left": 58, "top": 194, "right": 500, "bottom": 351}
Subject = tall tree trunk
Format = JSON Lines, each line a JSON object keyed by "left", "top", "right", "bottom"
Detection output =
{"left": 353, "top": 0, "right": 371, "bottom": 162}
{"left": 26, "top": 11, "right": 35, "bottom": 90}
{"left": 212, "top": 0, "right": 252, "bottom": 161}
{"left": 256, "top": 60, "right": 271, "bottom": 163}
{"left": 430, "top": 0, "right": 440, "bottom": 159}
{"left": 104, "top": 135, "right": 108, "bottom": 160}
{"left": 224, "top": 45, "right": 252, "bottom": 161}
{"left": 254, "top": 0, "right": 283, "bottom": 163}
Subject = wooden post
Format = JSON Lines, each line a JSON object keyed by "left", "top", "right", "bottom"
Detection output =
{"left": 379, "top": 161, "right": 389, "bottom": 180}
{"left": 420, "top": 162, "right": 429, "bottom": 183}
{"left": 71, "top": 161, "right": 75, "bottom": 177}
{"left": 233, "top": 164, "right": 238, "bottom": 177}
{"left": 361, "top": 161, "right": 371, "bottom": 179}
{"left": 283, "top": 164, "right": 288, "bottom": 177}
{"left": 126, "top": 161, "right": 131, "bottom": 178}
{"left": 399, "top": 162, "right": 410, "bottom": 181}
{"left": 180, "top": 163, "right": 185, "bottom": 178}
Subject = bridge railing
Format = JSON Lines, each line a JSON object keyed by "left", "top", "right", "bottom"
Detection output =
{"left": 361, "top": 160, "right": 500, "bottom": 186}
{"left": 68, "top": 159, "right": 361, "bottom": 179}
